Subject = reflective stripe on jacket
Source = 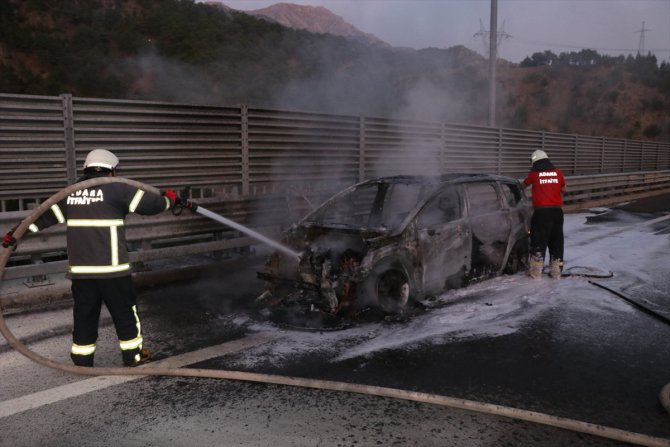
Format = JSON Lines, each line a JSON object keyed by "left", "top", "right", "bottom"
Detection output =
{"left": 30, "top": 179, "right": 170, "bottom": 279}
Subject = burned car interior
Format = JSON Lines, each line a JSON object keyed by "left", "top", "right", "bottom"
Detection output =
{"left": 256, "top": 174, "right": 531, "bottom": 327}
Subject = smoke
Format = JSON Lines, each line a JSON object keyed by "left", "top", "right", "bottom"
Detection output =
{"left": 122, "top": 50, "right": 222, "bottom": 104}
{"left": 396, "top": 76, "right": 485, "bottom": 124}
{"left": 108, "top": 33, "right": 492, "bottom": 248}
{"left": 262, "top": 40, "right": 490, "bottom": 183}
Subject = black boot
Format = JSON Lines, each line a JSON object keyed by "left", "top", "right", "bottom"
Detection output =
{"left": 122, "top": 347, "right": 150, "bottom": 367}
{"left": 71, "top": 353, "right": 94, "bottom": 367}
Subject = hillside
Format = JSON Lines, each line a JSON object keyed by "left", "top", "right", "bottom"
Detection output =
{"left": 498, "top": 57, "right": 670, "bottom": 139}
{"left": 0, "top": 0, "right": 669, "bottom": 141}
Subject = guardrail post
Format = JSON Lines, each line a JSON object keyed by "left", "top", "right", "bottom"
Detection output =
{"left": 440, "top": 123, "right": 446, "bottom": 175}
{"left": 497, "top": 127, "right": 503, "bottom": 175}
{"left": 241, "top": 105, "right": 249, "bottom": 196}
{"left": 600, "top": 137, "right": 605, "bottom": 174}
{"left": 358, "top": 116, "right": 365, "bottom": 182}
{"left": 622, "top": 140, "right": 627, "bottom": 172}
{"left": 61, "top": 94, "right": 76, "bottom": 184}
{"left": 573, "top": 135, "right": 578, "bottom": 175}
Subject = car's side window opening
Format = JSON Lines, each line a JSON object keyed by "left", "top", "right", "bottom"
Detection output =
{"left": 378, "top": 183, "right": 424, "bottom": 228}
{"left": 501, "top": 183, "right": 521, "bottom": 207}
{"left": 417, "top": 187, "right": 461, "bottom": 228}
{"left": 466, "top": 183, "right": 500, "bottom": 213}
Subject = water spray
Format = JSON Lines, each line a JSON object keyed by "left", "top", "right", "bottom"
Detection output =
{"left": 171, "top": 190, "right": 301, "bottom": 261}
{"left": 194, "top": 205, "right": 301, "bottom": 260}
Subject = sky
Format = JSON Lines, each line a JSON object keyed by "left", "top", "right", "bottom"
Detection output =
{"left": 213, "top": 0, "right": 670, "bottom": 63}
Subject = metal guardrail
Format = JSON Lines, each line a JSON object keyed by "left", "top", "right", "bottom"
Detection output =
{"left": 562, "top": 170, "right": 670, "bottom": 211}
{"left": 2, "top": 92, "right": 670, "bottom": 211}
{"left": 2, "top": 92, "right": 670, "bottom": 304}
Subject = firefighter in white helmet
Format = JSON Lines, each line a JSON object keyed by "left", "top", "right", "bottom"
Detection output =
{"left": 3, "top": 149, "right": 179, "bottom": 367}
{"left": 522, "top": 150, "right": 567, "bottom": 279}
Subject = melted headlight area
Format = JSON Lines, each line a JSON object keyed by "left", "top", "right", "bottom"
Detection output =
{"left": 257, "top": 228, "right": 368, "bottom": 316}
{"left": 301, "top": 246, "right": 363, "bottom": 314}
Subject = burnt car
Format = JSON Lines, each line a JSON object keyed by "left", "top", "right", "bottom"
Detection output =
{"left": 257, "top": 174, "right": 531, "bottom": 322}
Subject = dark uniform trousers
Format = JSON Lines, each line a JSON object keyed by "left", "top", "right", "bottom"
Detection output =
{"left": 530, "top": 206, "right": 564, "bottom": 262}
{"left": 70, "top": 276, "right": 142, "bottom": 367}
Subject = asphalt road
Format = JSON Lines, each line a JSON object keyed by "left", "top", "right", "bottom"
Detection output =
{"left": 0, "top": 195, "right": 669, "bottom": 447}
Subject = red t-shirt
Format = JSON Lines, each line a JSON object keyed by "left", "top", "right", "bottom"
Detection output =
{"left": 524, "top": 169, "right": 565, "bottom": 207}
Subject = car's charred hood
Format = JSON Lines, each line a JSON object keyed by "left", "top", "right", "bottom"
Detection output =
{"left": 262, "top": 223, "right": 395, "bottom": 281}
{"left": 285, "top": 223, "right": 390, "bottom": 252}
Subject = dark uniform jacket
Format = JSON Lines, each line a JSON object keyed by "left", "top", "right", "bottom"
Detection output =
{"left": 29, "top": 180, "right": 170, "bottom": 279}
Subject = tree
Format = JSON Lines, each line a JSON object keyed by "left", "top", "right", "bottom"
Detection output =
{"left": 520, "top": 50, "right": 556, "bottom": 67}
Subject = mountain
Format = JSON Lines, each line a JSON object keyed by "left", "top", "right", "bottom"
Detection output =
{"left": 245, "top": 2, "right": 389, "bottom": 47}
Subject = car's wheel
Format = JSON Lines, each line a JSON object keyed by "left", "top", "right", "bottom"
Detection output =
{"left": 360, "top": 263, "right": 412, "bottom": 313}
{"left": 504, "top": 237, "right": 529, "bottom": 274}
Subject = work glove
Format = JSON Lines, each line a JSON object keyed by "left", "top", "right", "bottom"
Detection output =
{"left": 2, "top": 227, "right": 17, "bottom": 251}
{"left": 162, "top": 188, "right": 179, "bottom": 206}
{"left": 163, "top": 188, "right": 198, "bottom": 215}
{"left": 172, "top": 197, "right": 198, "bottom": 215}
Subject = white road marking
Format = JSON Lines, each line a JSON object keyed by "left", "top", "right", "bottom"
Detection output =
{"left": 0, "top": 333, "right": 272, "bottom": 419}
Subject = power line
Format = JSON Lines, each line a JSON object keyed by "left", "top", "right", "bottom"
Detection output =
{"left": 510, "top": 35, "right": 670, "bottom": 54}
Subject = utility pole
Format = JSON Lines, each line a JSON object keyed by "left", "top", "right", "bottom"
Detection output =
{"left": 488, "top": 0, "right": 497, "bottom": 127}
{"left": 474, "top": 2, "right": 508, "bottom": 127}
{"left": 635, "top": 21, "right": 651, "bottom": 55}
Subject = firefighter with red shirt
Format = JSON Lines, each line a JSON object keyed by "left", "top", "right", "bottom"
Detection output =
{"left": 522, "top": 150, "right": 567, "bottom": 279}
{"left": 2, "top": 149, "right": 180, "bottom": 367}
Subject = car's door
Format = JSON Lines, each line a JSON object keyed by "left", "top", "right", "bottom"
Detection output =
{"left": 416, "top": 185, "right": 471, "bottom": 295}
{"left": 465, "top": 181, "right": 511, "bottom": 271}
{"left": 500, "top": 180, "right": 531, "bottom": 236}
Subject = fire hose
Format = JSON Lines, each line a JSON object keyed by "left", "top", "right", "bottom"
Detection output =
{"left": 1, "top": 177, "right": 669, "bottom": 447}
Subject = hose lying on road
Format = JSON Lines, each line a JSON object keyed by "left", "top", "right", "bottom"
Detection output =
{"left": 561, "top": 265, "right": 614, "bottom": 279}
{"left": 585, "top": 279, "right": 670, "bottom": 417}
{"left": 1, "top": 177, "right": 669, "bottom": 447}
{"left": 588, "top": 280, "right": 670, "bottom": 327}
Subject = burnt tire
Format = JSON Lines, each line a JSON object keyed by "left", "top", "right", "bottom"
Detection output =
{"left": 504, "top": 237, "right": 529, "bottom": 275}
{"left": 359, "top": 264, "right": 412, "bottom": 314}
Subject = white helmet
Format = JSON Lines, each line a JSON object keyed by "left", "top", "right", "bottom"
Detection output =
{"left": 84, "top": 149, "right": 119, "bottom": 170}
{"left": 531, "top": 150, "right": 548, "bottom": 164}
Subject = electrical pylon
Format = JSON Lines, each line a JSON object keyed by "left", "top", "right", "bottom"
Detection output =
{"left": 635, "top": 21, "right": 651, "bottom": 55}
